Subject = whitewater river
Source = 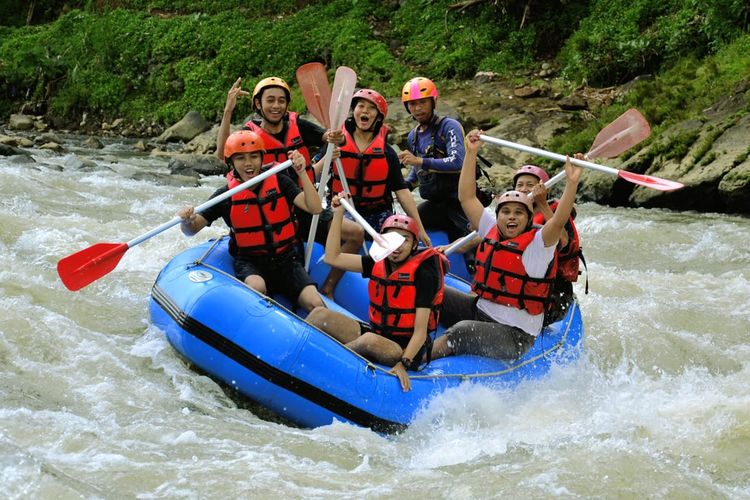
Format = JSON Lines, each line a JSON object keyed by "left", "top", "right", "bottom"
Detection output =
{"left": 1, "top": 136, "right": 749, "bottom": 498}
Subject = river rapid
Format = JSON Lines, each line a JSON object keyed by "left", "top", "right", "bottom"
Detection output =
{"left": 1, "top": 136, "right": 749, "bottom": 499}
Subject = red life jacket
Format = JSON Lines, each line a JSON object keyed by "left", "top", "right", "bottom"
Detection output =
{"left": 368, "top": 248, "right": 447, "bottom": 339}
{"left": 226, "top": 170, "right": 298, "bottom": 258}
{"left": 471, "top": 226, "right": 557, "bottom": 315}
{"left": 334, "top": 125, "right": 390, "bottom": 211}
{"left": 244, "top": 112, "right": 315, "bottom": 186}
{"left": 532, "top": 200, "right": 582, "bottom": 282}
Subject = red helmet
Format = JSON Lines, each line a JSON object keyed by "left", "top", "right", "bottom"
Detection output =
{"left": 495, "top": 190, "right": 534, "bottom": 215}
{"left": 513, "top": 164, "right": 550, "bottom": 186}
{"left": 351, "top": 88, "right": 388, "bottom": 118}
{"left": 401, "top": 77, "right": 438, "bottom": 111}
{"left": 381, "top": 214, "right": 419, "bottom": 239}
{"left": 224, "top": 130, "right": 264, "bottom": 161}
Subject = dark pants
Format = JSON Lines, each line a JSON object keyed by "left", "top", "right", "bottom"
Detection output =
{"left": 439, "top": 287, "right": 537, "bottom": 361}
{"left": 417, "top": 199, "right": 475, "bottom": 270}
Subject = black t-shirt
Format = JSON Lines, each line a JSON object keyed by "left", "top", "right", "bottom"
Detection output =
{"left": 199, "top": 172, "right": 302, "bottom": 228}
{"left": 361, "top": 252, "right": 442, "bottom": 308}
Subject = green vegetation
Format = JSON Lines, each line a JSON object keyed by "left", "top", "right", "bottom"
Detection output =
{"left": 0, "top": 0, "right": 747, "bottom": 128}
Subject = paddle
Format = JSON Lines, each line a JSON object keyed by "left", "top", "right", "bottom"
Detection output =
{"left": 58, "top": 160, "right": 294, "bottom": 291}
{"left": 445, "top": 110, "right": 654, "bottom": 259}
{"left": 479, "top": 108, "right": 683, "bottom": 191}
{"left": 340, "top": 198, "right": 404, "bottom": 262}
{"left": 296, "top": 62, "right": 331, "bottom": 128}
{"left": 301, "top": 65, "right": 357, "bottom": 270}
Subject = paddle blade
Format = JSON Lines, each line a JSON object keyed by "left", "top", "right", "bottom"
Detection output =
{"left": 368, "top": 232, "right": 405, "bottom": 262}
{"left": 329, "top": 66, "right": 357, "bottom": 129}
{"left": 588, "top": 108, "right": 651, "bottom": 159}
{"left": 617, "top": 170, "right": 684, "bottom": 191}
{"left": 57, "top": 242, "right": 128, "bottom": 291}
{"left": 296, "top": 62, "right": 331, "bottom": 128}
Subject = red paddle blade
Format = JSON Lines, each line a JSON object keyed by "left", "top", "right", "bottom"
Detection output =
{"left": 588, "top": 108, "right": 651, "bottom": 159}
{"left": 296, "top": 62, "right": 331, "bottom": 128}
{"left": 57, "top": 242, "right": 128, "bottom": 291}
{"left": 329, "top": 66, "right": 357, "bottom": 129}
{"left": 618, "top": 170, "right": 684, "bottom": 191}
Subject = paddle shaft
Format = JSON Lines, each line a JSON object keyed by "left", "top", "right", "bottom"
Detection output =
{"left": 340, "top": 198, "right": 387, "bottom": 247}
{"left": 479, "top": 135, "right": 620, "bottom": 175}
{"left": 128, "top": 160, "right": 292, "bottom": 248}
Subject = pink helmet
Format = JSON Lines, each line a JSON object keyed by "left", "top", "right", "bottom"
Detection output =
{"left": 513, "top": 164, "right": 550, "bottom": 186}
{"left": 352, "top": 88, "right": 388, "bottom": 118}
{"left": 401, "top": 77, "right": 438, "bottom": 111}
{"left": 495, "top": 190, "right": 534, "bottom": 215}
{"left": 381, "top": 214, "right": 419, "bottom": 239}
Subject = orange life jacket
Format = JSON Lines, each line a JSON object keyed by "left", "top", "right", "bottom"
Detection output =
{"left": 368, "top": 248, "right": 447, "bottom": 339}
{"left": 244, "top": 112, "right": 315, "bottom": 186}
{"left": 226, "top": 170, "right": 298, "bottom": 258}
{"left": 532, "top": 200, "right": 582, "bottom": 283}
{"left": 334, "top": 125, "right": 390, "bottom": 210}
{"left": 471, "top": 226, "right": 556, "bottom": 315}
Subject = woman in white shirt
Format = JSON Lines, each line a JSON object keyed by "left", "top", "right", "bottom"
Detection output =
{"left": 432, "top": 129, "right": 584, "bottom": 361}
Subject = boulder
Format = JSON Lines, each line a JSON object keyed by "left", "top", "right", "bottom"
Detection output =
{"left": 157, "top": 110, "right": 211, "bottom": 143}
{"left": 9, "top": 114, "right": 34, "bottom": 131}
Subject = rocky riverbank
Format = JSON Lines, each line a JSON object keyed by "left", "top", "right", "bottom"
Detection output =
{"left": 2, "top": 74, "right": 749, "bottom": 215}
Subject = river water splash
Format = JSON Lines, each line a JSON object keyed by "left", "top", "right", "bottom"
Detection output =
{"left": 1, "top": 137, "right": 749, "bottom": 498}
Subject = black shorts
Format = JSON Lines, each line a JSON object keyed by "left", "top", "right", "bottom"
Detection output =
{"left": 296, "top": 208, "right": 334, "bottom": 245}
{"left": 233, "top": 251, "right": 316, "bottom": 304}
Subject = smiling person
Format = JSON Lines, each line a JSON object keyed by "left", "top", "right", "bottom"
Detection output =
{"left": 431, "top": 129, "right": 584, "bottom": 361}
{"left": 306, "top": 193, "right": 447, "bottom": 392}
{"left": 323, "top": 88, "right": 431, "bottom": 247}
{"left": 513, "top": 164, "right": 584, "bottom": 323}
{"left": 216, "top": 76, "right": 365, "bottom": 299}
{"left": 179, "top": 130, "right": 325, "bottom": 312}
{"left": 398, "top": 77, "right": 472, "bottom": 270}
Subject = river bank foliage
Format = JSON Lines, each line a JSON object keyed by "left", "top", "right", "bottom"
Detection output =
{"left": 1, "top": 0, "right": 748, "bottom": 133}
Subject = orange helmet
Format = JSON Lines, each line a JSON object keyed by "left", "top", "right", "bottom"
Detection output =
{"left": 352, "top": 88, "right": 388, "bottom": 118}
{"left": 495, "top": 190, "right": 533, "bottom": 215}
{"left": 381, "top": 214, "right": 419, "bottom": 240}
{"left": 252, "top": 76, "right": 291, "bottom": 111}
{"left": 224, "top": 130, "right": 264, "bottom": 161}
{"left": 401, "top": 77, "right": 438, "bottom": 111}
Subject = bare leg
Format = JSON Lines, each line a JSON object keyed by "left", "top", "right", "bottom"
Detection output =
{"left": 347, "top": 332, "right": 403, "bottom": 365}
{"left": 306, "top": 306, "right": 362, "bottom": 343}
{"left": 244, "top": 275, "right": 267, "bottom": 294}
{"left": 319, "top": 218, "right": 365, "bottom": 299}
{"left": 296, "top": 284, "right": 325, "bottom": 313}
{"left": 431, "top": 334, "right": 453, "bottom": 360}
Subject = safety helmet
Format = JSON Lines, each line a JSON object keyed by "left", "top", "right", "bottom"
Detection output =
{"left": 224, "top": 130, "right": 265, "bottom": 161}
{"left": 495, "top": 190, "right": 534, "bottom": 216}
{"left": 401, "top": 77, "right": 439, "bottom": 111}
{"left": 252, "top": 76, "right": 291, "bottom": 111}
{"left": 381, "top": 214, "right": 419, "bottom": 240}
{"left": 512, "top": 164, "right": 550, "bottom": 186}
{"left": 351, "top": 88, "right": 388, "bottom": 119}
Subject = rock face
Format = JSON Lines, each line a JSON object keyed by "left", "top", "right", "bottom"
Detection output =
{"left": 598, "top": 80, "right": 750, "bottom": 213}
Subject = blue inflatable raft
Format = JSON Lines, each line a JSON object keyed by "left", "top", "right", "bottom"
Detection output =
{"left": 149, "top": 236, "right": 584, "bottom": 433}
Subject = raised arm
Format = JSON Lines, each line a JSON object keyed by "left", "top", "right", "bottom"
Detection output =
{"left": 541, "top": 154, "right": 583, "bottom": 247}
{"left": 458, "top": 129, "right": 487, "bottom": 230}
{"left": 216, "top": 77, "right": 249, "bottom": 160}
{"left": 324, "top": 193, "right": 365, "bottom": 273}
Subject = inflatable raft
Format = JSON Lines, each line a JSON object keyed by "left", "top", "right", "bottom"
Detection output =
{"left": 149, "top": 236, "right": 584, "bottom": 433}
